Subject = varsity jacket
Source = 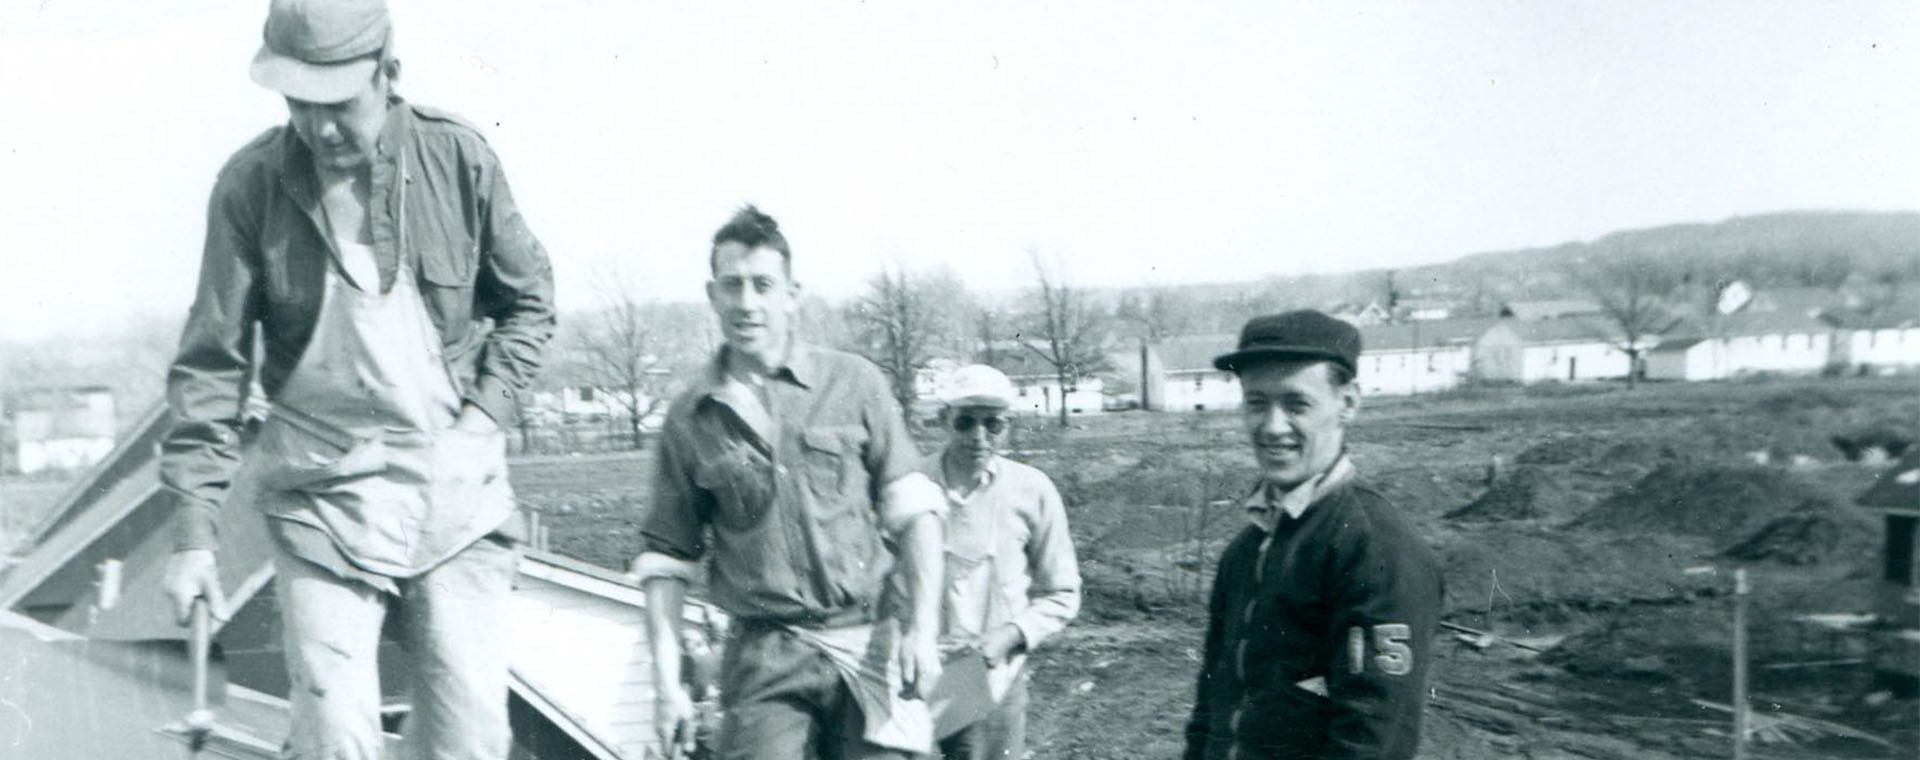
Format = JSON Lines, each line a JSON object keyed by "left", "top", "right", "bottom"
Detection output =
{"left": 1183, "top": 471, "right": 1443, "bottom": 760}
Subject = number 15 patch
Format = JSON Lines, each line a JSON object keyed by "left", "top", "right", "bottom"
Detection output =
{"left": 1346, "top": 624, "right": 1413, "bottom": 676}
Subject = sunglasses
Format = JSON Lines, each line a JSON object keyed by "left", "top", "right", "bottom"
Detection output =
{"left": 951, "top": 414, "right": 1008, "bottom": 434}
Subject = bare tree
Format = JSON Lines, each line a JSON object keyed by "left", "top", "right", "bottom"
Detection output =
{"left": 573, "top": 274, "right": 697, "bottom": 448}
{"left": 1569, "top": 255, "right": 1684, "bottom": 389}
{"left": 1023, "top": 252, "right": 1112, "bottom": 428}
{"left": 973, "top": 306, "right": 1011, "bottom": 366}
{"left": 797, "top": 292, "right": 858, "bottom": 355}
{"left": 1115, "top": 289, "right": 1194, "bottom": 345}
{"left": 1789, "top": 247, "right": 1854, "bottom": 289}
{"left": 848, "top": 264, "right": 955, "bottom": 422}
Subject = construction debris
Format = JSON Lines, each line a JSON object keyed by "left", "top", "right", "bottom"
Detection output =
{"left": 1688, "top": 699, "right": 1893, "bottom": 749}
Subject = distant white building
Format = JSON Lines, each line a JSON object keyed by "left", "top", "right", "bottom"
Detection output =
{"left": 1498, "top": 299, "right": 1605, "bottom": 321}
{"left": 1327, "top": 301, "right": 1391, "bottom": 327}
{"left": 1355, "top": 320, "right": 1492, "bottom": 396}
{"left": 1473, "top": 319, "right": 1645, "bottom": 383}
{"left": 1649, "top": 312, "right": 1836, "bottom": 381}
{"left": 1845, "top": 326, "right": 1920, "bottom": 371}
{"left": 1647, "top": 287, "right": 1849, "bottom": 381}
{"left": 1833, "top": 299, "right": 1920, "bottom": 373}
{"left": 1006, "top": 374, "right": 1106, "bottom": 418}
{"left": 1644, "top": 338, "right": 1723, "bottom": 382}
{"left": 1134, "top": 321, "right": 1493, "bottom": 409}
{"left": 1394, "top": 299, "right": 1456, "bottom": 323}
{"left": 983, "top": 344, "right": 1108, "bottom": 418}
{"left": 5, "top": 386, "right": 116, "bottom": 474}
{"left": 1161, "top": 367, "right": 1242, "bottom": 412}
{"left": 524, "top": 379, "right": 669, "bottom": 429}
{"left": 1138, "top": 334, "right": 1242, "bottom": 412}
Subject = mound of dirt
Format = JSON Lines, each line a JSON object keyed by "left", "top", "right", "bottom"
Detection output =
{"left": 1721, "top": 505, "right": 1872, "bottom": 566}
{"left": 1570, "top": 464, "right": 1827, "bottom": 538}
{"left": 1447, "top": 467, "right": 1552, "bottom": 522}
{"left": 1516, "top": 435, "right": 1686, "bottom": 469}
{"left": 1596, "top": 440, "right": 1687, "bottom": 468}
{"left": 1541, "top": 604, "right": 1730, "bottom": 687}
{"left": 1435, "top": 525, "right": 1719, "bottom": 622}
{"left": 1753, "top": 386, "right": 1859, "bottom": 414}
{"left": 1516, "top": 436, "right": 1613, "bottom": 466}
{"left": 1831, "top": 425, "right": 1915, "bottom": 462}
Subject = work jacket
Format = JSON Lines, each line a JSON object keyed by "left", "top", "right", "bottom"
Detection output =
{"left": 162, "top": 98, "right": 555, "bottom": 551}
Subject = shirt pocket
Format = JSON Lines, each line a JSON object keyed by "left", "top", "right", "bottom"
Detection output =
{"left": 415, "top": 236, "right": 478, "bottom": 335}
{"left": 799, "top": 427, "right": 860, "bottom": 502}
{"left": 258, "top": 215, "right": 322, "bottom": 313}
{"left": 696, "top": 441, "right": 773, "bottom": 533}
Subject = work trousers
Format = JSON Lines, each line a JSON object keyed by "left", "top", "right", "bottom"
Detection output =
{"left": 274, "top": 535, "right": 518, "bottom": 760}
{"left": 719, "top": 626, "right": 912, "bottom": 760}
{"left": 930, "top": 674, "right": 1028, "bottom": 760}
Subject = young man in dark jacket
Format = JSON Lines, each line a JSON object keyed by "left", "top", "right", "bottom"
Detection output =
{"left": 1184, "top": 310, "right": 1442, "bottom": 760}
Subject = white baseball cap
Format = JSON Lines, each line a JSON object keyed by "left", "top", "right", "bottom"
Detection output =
{"left": 940, "top": 364, "right": 1016, "bottom": 408}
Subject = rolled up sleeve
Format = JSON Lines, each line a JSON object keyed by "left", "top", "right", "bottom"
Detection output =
{"left": 640, "top": 412, "right": 711, "bottom": 563}
{"left": 859, "top": 363, "right": 941, "bottom": 534}
{"left": 632, "top": 551, "right": 701, "bottom": 585}
{"left": 877, "top": 473, "right": 943, "bottom": 536}
{"left": 162, "top": 167, "right": 262, "bottom": 552}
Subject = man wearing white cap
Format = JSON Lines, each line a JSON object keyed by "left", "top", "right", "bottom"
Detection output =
{"left": 920, "top": 365, "right": 1082, "bottom": 760}
{"left": 159, "top": 0, "right": 555, "bottom": 756}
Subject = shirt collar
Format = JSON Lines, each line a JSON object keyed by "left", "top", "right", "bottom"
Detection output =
{"left": 693, "top": 339, "right": 817, "bottom": 399}
{"left": 1244, "top": 454, "right": 1357, "bottom": 532}
{"left": 930, "top": 451, "right": 1001, "bottom": 500}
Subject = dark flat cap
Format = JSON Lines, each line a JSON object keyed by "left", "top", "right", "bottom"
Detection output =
{"left": 1213, "top": 310, "right": 1361, "bottom": 375}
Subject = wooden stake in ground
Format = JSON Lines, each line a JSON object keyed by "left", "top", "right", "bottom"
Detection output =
{"left": 1733, "top": 568, "right": 1749, "bottom": 760}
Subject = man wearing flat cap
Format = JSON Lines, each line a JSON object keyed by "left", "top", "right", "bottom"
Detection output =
{"left": 159, "top": 0, "right": 555, "bottom": 756}
{"left": 1183, "top": 311, "right": 1441, "bottom": 760}
{"left": 917, "top": 364, "right": 1081, "bottom": 760}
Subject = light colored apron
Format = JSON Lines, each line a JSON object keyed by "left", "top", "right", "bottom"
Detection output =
{"left": 941, "top": 470, "right": 1028, "bottom": 703}
{"left": 249, "top": 208, "right": 514, "bottom": 578}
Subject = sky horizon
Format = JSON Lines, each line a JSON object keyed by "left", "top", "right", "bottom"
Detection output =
{"left": 2, "top": 1, "right": 1915, "bottom": 342}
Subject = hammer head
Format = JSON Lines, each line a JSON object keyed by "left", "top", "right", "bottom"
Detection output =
{"left": 184, "top": 708, "right": 215, "bottom": 750}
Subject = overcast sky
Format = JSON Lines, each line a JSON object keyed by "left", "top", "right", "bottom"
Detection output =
{"left": 1, "top": 0, "right": 1915, "bottom": 341}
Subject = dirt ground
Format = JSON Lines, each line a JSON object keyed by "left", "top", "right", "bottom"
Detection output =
{"left": 511, "top": 374, "right": 1920, "bottom": 759}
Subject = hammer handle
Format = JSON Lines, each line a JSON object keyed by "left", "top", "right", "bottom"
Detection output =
{"left": 190, "top": 596, "right": 211, "bottom": 712}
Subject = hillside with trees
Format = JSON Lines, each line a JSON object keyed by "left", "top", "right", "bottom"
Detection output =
{"left": 4, "top": 209, "right": 1914, "bottom": 444}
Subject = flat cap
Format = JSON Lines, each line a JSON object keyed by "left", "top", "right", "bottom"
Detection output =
{"left": 1213, "top": 310, "right": 1361, "bottom": 376}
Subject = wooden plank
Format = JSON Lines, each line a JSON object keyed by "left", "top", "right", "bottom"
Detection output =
{"left": 0, "top": 460, "right": 161, "bottom": 609}
{"left": 509, "top": 670, "right": 626, "bottom": 760}
{"left": 72, "top": 473, "right": 277, "bottom": 642}
{"left": 18, "top": 403, "right": 168, "bottom": 547}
